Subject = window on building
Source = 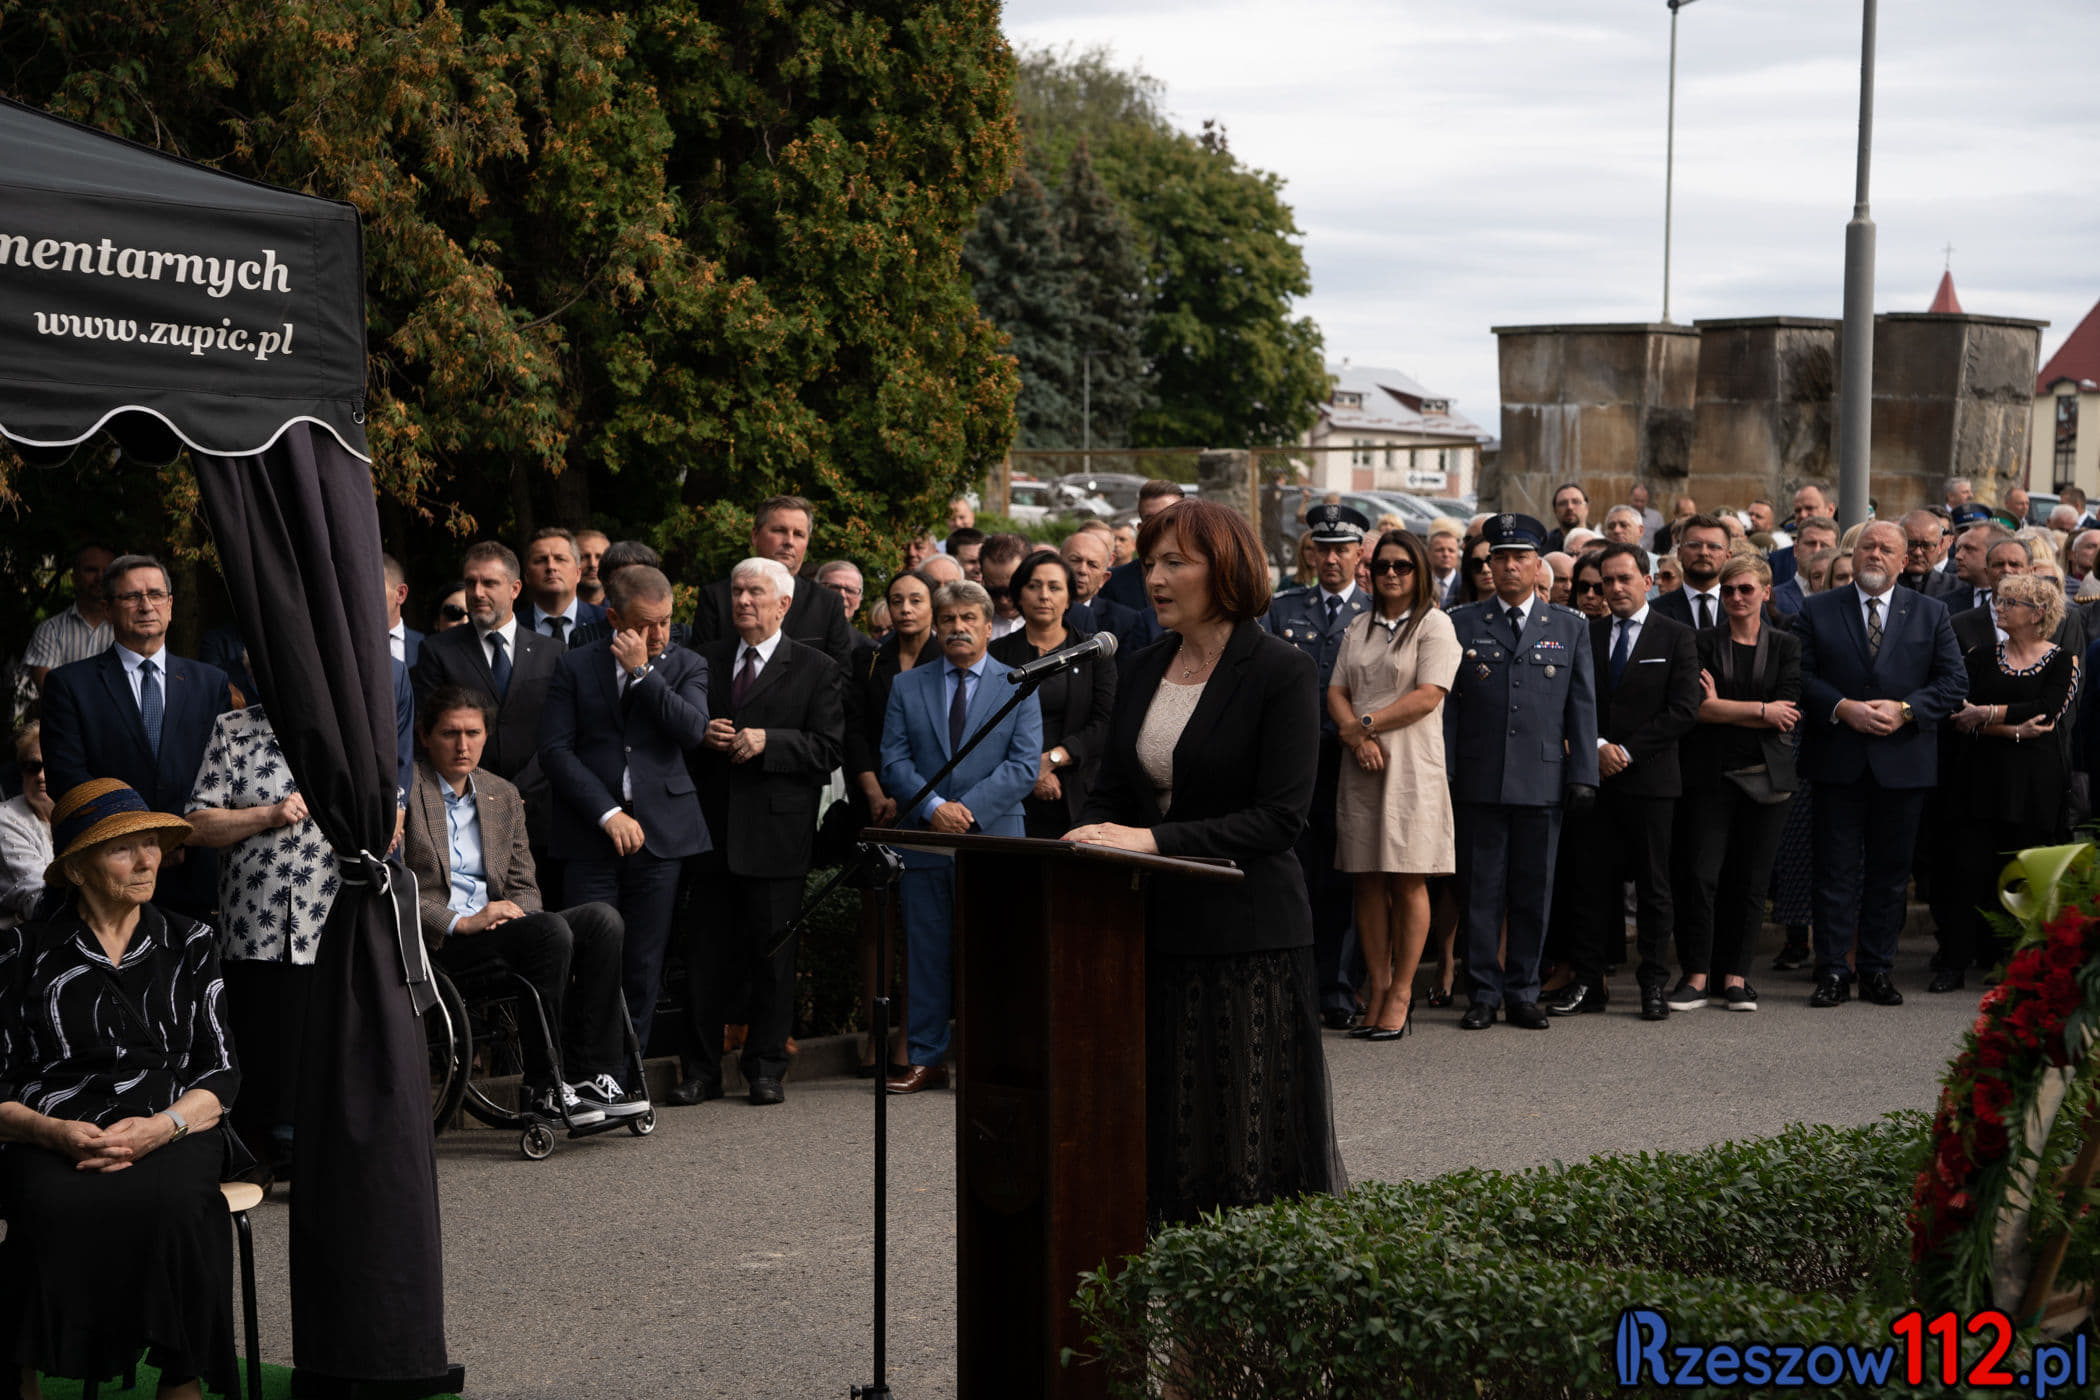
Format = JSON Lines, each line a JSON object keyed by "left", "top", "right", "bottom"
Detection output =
{"left": 2059, "top": 394, "right": 2080, "bottom": 485}
{"left": 1421, "top": 398, "right": 1449, "bottom": 414}
{"left": 1334, "top": 391, "right": 1363, "bottom": 409}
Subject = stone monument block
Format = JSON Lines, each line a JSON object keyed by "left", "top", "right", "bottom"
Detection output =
{"left": 1691, "top": 317, "right": 1840, "bottom": 506}
{"left": 1867, "top": 313, "right": 2046, "bottom": 513}
{"left": 1490, "top": 323, "right": 1700, "bottom": 513}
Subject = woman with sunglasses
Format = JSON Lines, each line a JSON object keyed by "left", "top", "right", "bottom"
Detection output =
{"left": 1456, "top": 534, "right": 1496, "bottom": 605}
{"left": 1675, "top": 555, "right": 1801, "bottom": 1011}
{"left": 431, "top": 583, "right": 470, "bottom": 632}
{"left": 0, "top": 723, "right": 53, "bottom": 929}
{"left": 1328, "top": 531, "right": 1461, "bottom": 1040}
{"left": 1570, "top": 549, "right": 1610, "bottom": 620}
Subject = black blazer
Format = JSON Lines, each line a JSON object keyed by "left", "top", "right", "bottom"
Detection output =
{"left": 845, "top": 635, "right": 939, "bottom": 779}
{"left": 42, "top": 648, "right": 234, "bottom": 916}
{"left": 1588, "top": 612, "right": 1703, "bottom": 798}
{"left": 1651, "top": 586, "right": 1723, "bottom": 631}
{"left": 1682, "top": 625, "right": 1803, "bottom": 792}
{"left": 1081, "top": 620, "right": 1318, "bottom": 957}
{"left": 692, "top": 573, "right": 856, "bottom": 672}
{"left": 538, "top": 640, "right": 713, "bottom": 862}
{"left": 693, "top": 636, "right": 846, "bottom": 879}
{"left": 411, "top": 620, "right": 563, "bottom": 843}
{"left": 989, "top": 627, "right": 1117, "bottom": 832}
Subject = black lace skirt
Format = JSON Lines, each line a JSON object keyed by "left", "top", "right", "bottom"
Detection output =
{"left": 1146, "top": 945, "right": 1348, "bottom": 1227}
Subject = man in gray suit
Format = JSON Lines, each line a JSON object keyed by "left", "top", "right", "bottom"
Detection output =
{"left": 1443, "top": 514, "right": 1601, "bottom": 1030}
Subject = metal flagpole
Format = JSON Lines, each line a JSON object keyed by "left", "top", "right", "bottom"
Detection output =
{"left": 1838, "top": 0, "right": 1878, "bottom": 530}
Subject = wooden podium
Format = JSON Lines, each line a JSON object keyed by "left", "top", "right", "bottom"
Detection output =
{"left": 864, "top": 831, "right": 1242, "bottom": 1400}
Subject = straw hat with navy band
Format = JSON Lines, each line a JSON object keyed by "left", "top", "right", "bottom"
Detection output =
{"left": 44, "top": 778, "right": 193, "bottom": 891}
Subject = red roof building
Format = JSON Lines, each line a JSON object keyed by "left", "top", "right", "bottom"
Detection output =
{"left": 2037, "top": 296, "right": 2100, "bottom": 394}
{"left": 1928, "top": 270, "right": 1964, "bottom": 314}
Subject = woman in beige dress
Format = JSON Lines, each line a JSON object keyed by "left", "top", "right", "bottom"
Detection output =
{"left": 1327, "top": 530, "right": 1462, "bottom": 1040}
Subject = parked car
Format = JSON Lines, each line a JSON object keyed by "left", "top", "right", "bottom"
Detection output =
{"left": 1053, "top": 472, "right": 1151, "bottom": 514}
{"left": 1271, "top": 488, "right": 1438, "bottom": 571}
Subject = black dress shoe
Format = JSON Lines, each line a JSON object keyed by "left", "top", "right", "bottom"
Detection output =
{"left": 1544, "top": 982, "right": 1607, "bottom": 1016}
{"left": 1927, "top": 968, "right": 1966, "bottom": 994}
{"left": 1321, "top": 1007, "right": 1357, "bottom": 1030}
{"left": 1639, "top": 984, "right": 1669, "bottom": 1022}
{"left": 1808, "top": 973, "right": 1851, "bottom": 1008}
{"left": 1858, "top": 971, "right": 1904, "bottom": 1006}
{"left": 1459, "top": 1001, "right": 1496, "bottom": 1030}
{"left": 1425, "top": 984, "right": 1454, "bottom": 1008}
{"left": 748, "top": 1077, "right": 785, "bottom": 1106}
{"left": 1504, "top": 1000, "right": 1550, "bottom": 1030}
{"left": 667, "top": 1077, "right": 724, "bottom": 1106}
{"left": 1771, "top": 942, "right": 1810, "bottom": 972}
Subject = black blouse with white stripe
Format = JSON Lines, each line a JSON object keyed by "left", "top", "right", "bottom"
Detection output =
{"left": 0, "top": 903, "right": 240, "bottom": 1126}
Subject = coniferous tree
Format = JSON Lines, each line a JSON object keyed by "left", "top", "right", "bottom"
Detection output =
{"left": 964, "top": 164, "right": 1081, "bottom": 447}
{"left": 1057, "top": 139, "right": 1151, "bottom": 449}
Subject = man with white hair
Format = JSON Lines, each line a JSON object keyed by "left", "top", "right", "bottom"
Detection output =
{"left": 1944, "top": 477, "right": 1974, "bottom": 511}
{"left": 692, "top": 495, "right": 856, "bottom": 669}
{"left": 2049, "top": 504, "right": 2081, "bottom": 536}
{"left": 1602, "top": 505, "right": 1647, "bottom": 545}
{"left": 677, "top": 557, "right": 847, "bottom": 1107}
{"left": 539, "top": 564, "right": 713, "bottom": 1074}
{"left": 1794, "top": 520, "right": 1967, "bottom": 1009}
{"left": 2067, "top": 529, "right": 2100, "bottom": 600}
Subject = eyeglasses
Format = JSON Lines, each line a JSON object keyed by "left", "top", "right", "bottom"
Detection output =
{"left": 1465, "top": 557, "right": 1491, "bottom": 571}
{"left": 1368, "top": 558, "right": 1416, "bottom": 576}
{"left": 18, "top": 759, "right": 43, "bottom": 776}
{"left": 1998, "top": 598, "right": 2034, "bottom": 611}
{"left": 1904, "top": 538, "right": 1941, "bottom": 552}
{"left": 1720, "top": 583, "right": 1763, "bottom": 597}
{"left": 1572, "top": 581, "right": 1604, "bottom": 595}
{"left": 440, "top": 604, "right": 469, "bottom": 622}
{"left": 1679, "top": 540, "right": 1726, "bottom": 553}
{"left": 112, "top": 589, "right": 172, "bottom": 607}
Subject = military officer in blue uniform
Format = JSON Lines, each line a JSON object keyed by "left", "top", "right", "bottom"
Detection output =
{"left": 1263, "top": 502, "right": 1374, "bottom": 1026}
{"left": 1443, "top": 512, "right": 1600, "bottom": 1029}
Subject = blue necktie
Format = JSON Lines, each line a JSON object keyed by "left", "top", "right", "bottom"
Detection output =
{"left": 1325, "top": 595, "right": 1343, "bottom": 629}
{"left": 138, "top": 658, "right": 163, "bottom": 759}
{"left": 487, "top": 631, "right": 511, "bottom": 699}
{"left": 948, "top": 666, "right": 970, "bottom": 750}
{"left": 1610, "top": 620, "right": 1632, "bottom": 684}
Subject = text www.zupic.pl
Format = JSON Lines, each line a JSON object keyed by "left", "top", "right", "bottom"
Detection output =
{"left": 31, "top": 312, "right": 297, "bottom": 362}
{"left": 1616, "top": 1308, "right": 2090, "bottom": 1395}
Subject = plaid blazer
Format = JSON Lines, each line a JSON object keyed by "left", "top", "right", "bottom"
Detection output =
{"left": 404, "top": 760, "right": 542, "bottom": 951}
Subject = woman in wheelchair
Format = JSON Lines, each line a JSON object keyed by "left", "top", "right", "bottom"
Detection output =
{"left": 0, "top": 780, "right": 246, "bottom": 1400}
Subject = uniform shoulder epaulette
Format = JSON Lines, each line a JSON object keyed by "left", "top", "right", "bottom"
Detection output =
{"left": 1550, "top": 603, "right": 1587, "bottom": 620}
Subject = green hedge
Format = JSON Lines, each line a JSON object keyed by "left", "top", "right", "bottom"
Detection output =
{"left": 1071, "top": 1115, "right": 1976, "bottom": 1399}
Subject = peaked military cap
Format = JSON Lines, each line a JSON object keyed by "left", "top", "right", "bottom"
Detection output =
{"left": 1482, "top": 512, "right": 1548, "bottom": 552}
{"left": 1303, "top": 503, "right": 1371, "bottom": 544}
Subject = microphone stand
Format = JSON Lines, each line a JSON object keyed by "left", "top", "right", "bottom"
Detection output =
{"left": 766, "top": 660, "right": 1055, "bottom": 1400}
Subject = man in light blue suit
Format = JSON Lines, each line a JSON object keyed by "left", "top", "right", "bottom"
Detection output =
{"left": 879, "top": 579, "right": 1042, "bottom": 1093}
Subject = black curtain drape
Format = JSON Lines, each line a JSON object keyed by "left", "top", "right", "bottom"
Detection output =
{"left": 195, "top": 423, "right": 455, "bottom": 1393}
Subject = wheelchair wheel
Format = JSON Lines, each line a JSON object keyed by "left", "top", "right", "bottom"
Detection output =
{"left": 520, "top": 1122, "right": 556, "bottom": 1160}
{"left": 628, "top": 1109, "right": 657, "bottom": 1137}
{"left": 424, "top": 968, "right": 471, "bottom": 1135}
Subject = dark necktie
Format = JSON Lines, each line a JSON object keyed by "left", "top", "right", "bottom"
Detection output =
{"left": 487, "top": 631, "right": 511, "bottom": 699}
{"left": 731, "top": 646, "right": 758, "bottom": 709}
{"left": 543, "top": 614, "right": 568, "bottom": 644}
{"left": 948, "top": 666, "right": 971, "bottom": 749}
{"left": 1506, "top": 604, "right": 1524, "bottom": 640}
{"left": 1696, "top": 593, "right": 1714, "bottom": 630}
{"left": 1865, "top": 596, "right": 1883, "bottom": 659}
{"left": 1610, "top": 620, "right": 1632, "bottom": 684}
{"left": 138, "top": 658, "right": 163, "bottom": 759}
{"left": 1325, "top": 595, "right": 1343, "bottom": 629}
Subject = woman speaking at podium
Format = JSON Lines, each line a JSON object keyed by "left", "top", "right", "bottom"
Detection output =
{"left": 1065, "top": 499, "right": 1346, "bottom": 1224}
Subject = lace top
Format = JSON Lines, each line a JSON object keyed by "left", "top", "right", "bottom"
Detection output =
{"left": 1136, "top": 679, "right": 1207, "bottom": 815}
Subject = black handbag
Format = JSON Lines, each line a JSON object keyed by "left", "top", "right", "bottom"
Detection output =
{"left": 1716, "top": 624, "right": 1792, "bottom": 805}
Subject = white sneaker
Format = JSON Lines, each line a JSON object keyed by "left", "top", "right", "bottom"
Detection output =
{"left": 574, "top": 1072, "right": 649, "bottom": 1120}
{"left": 539, "top": 1083, "right": 604, "bottom": 1126}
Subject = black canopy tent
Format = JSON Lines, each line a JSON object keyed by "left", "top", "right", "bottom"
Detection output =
{"left": 0, "top": 96, "right": 456, "bottom": 1394}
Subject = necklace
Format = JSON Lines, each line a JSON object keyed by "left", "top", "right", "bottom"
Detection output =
{"left": 1177, "top": 639, "right": 1221, "bottom": 681}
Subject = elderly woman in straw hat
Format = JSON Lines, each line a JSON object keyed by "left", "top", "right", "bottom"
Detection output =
{"left": 0, "top": 779, "right": 243, "bottom": 1400}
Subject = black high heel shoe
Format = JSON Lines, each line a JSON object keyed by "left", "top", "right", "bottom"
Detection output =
{"left": 1425, "top": 984, "right": 1454, "bottom": 1008}
{"left": 1365, "top": 1017, "right": 1412, "bottom": 1042}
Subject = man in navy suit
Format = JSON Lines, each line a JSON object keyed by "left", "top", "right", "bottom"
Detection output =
{"left": 1096, "top": 480, "right": 1187, "bottom": 650}
{"left": 879, "top": 579, "right": 1042, "bottom": 1094}
{"left": 1443, "top": 515, "right": 1600, "bottom": 1029}
{"left": 1795, "top": 521, "right": 1967, "bottom": 1009}
{"left": 385, "top": 553, "right": 425, "bottom": 665}
{"left": 520, "top": 527, "right": 609, "bottom": 645}
{"left": 1059, "top": 528, "right": 1139, "bottom": 642}
{"left": 42, "top": 554, "right": 233, "bottom": 917}
{"left": 538, "top": 565, "right": 712, "bottom": 1056}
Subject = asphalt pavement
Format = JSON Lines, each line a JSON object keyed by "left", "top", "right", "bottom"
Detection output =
{"left": 238, "top": 922, "right": 1976, "bottom": 1398}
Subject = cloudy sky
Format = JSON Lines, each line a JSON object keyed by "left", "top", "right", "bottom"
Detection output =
{"left": 1002, "top": 0, "right": 2100, "bottom": 436}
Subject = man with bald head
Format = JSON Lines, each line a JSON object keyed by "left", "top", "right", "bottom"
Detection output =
{"left": 1794, "top": 519, "right": 1967, "bottom": 1009}
{"left": 1059, "top": 528, "right": 1139, "bottom": 640}
{"left": 1541, "top": 551, "right": 1574, "bottom": 607}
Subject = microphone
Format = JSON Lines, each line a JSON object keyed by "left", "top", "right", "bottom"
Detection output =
{"left": 1005, "top": 630, "right": 1118, "bottom": 684}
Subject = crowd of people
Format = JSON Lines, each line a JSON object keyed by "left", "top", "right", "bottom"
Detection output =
{"left": 0, "top": 468, "right": 2088, "bottom": 1390}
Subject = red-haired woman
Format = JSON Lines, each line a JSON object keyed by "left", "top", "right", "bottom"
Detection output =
{"left": 1065, "top": 500, "right": 1346, "bottom": 1224}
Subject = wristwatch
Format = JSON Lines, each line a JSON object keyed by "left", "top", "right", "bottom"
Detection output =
{"left": 1359, "top": 714, "right": 1376, "bottom": 735}
{"left": 1899, "top": 701, "right": 1915, "bottom": 725}
{"left": 160, "top": 1108, "right": 189, "bottom": 1142}
{"left": 627, "top": 663, "right": 652, "bottom": 684}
